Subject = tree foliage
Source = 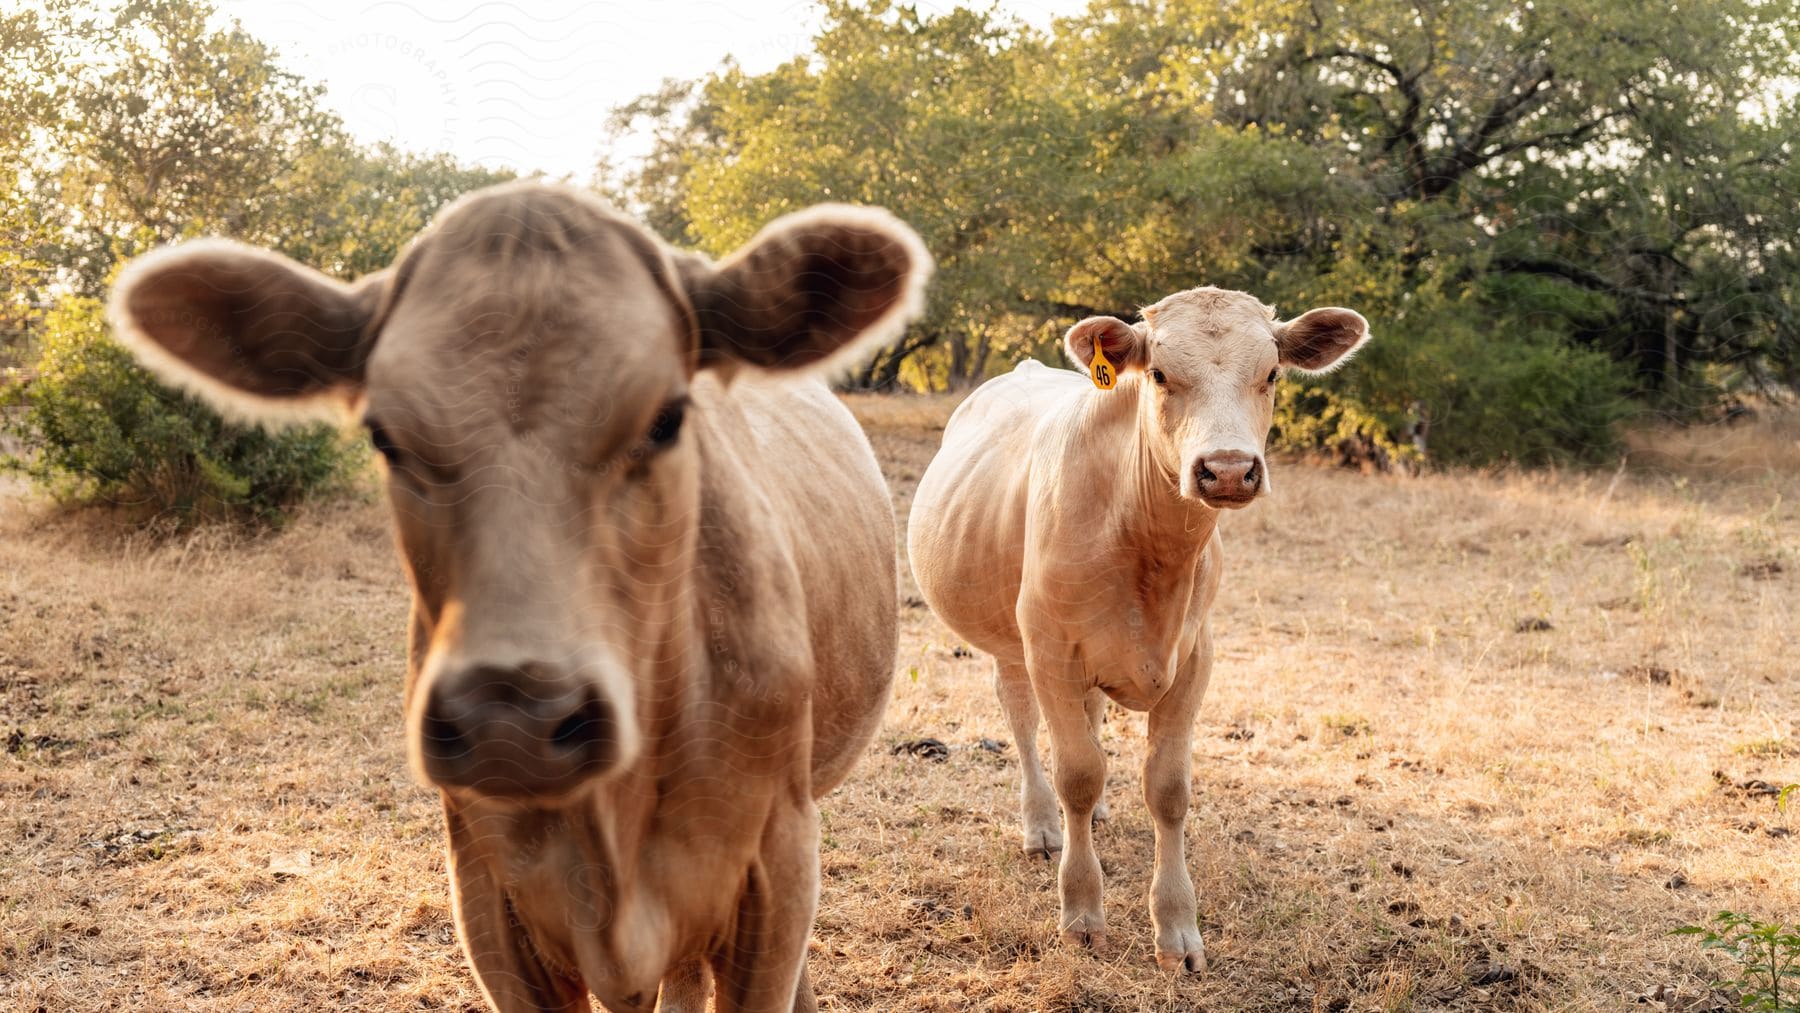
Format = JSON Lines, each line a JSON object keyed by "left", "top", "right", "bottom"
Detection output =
{"left": 608, "top": 0, "right": 1800, "bottom": 464}
{"left": 1, "top": 0, "right": 513, "bottom": 523}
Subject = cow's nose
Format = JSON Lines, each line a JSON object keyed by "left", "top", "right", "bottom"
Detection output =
{"left": 1193, "top": 451, "right": 1262, "bottom": 506}
{"left": 418, "top": 663, "right": 622, "bottom": 798}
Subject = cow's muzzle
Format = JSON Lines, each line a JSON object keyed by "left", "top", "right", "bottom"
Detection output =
{"left": 1191, "top": 450, "right": 1263, "bottom": 507}
{"left": 414, "top": 659, "right": 634, "bottom": 800}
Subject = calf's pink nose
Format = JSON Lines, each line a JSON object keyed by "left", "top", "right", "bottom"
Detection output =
{"left": 1193, "top": 451, "right": 1261, "bottom": 504}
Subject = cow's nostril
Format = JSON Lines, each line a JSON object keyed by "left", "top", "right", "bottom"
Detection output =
{"left": 1196, "top": 463, "right": 1217, "bottom": 484}
{"left": 551, "top": 695, "right": 609, "bottom": 753}
{"left": 421, "top": 695, "right": 467, "bottom": 761}
{"left": 1244, "top": 459, "right": 1261, "bottom": 488}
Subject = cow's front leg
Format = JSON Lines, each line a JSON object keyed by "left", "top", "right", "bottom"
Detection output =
{"left": 1030, "top": 659, "right": 1109, "bottom": 950}
{"left": 792, "top": 953, "right": 818, "bottom": 1013}
{"left": 1144, "top": 634, "right": 1212, "bottom": 973}
{"left": 657, "top": 958, "right": 709, "bottom": 1011}
{"left": 712, "top": 796, "right": 819, "bottom": 1013}
{"left": 444, "top": 806, "right": 592, "bottom": 1012}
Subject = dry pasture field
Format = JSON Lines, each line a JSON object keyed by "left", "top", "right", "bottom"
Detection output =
{"left": 2, "top": 394, "right": 1796, "bottom": 1012}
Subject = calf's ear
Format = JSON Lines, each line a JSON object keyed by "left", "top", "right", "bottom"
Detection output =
{"left": 1065, "top": 316, "right": 1147, "bottom": 374}
{"left": 109, "top": 238, "right": 387, "bottom": 419}
{"left": 1275, "top": 307, "right": 1369, "bottom": 374}
{"left": 683, "top": 204, "right": 932, "bottom": 375}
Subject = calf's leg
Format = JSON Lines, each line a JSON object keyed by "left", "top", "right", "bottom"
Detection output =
{"left": 1143, "top": 634, "right": 1212, "bottom": 973}
{"left": 657, "top": 959, "right": 709, "bottom": 1011}
{"left": 711, "top": 798, "right": 820, "bottom": 1013}
{"left": 444, "top": 807, "right": 592, "bottom": 1012}
{"left": 792, "top": 954, "right": 818, "bottom": 1013}
{"left": 994, "top": 657, "right": 1061, "bottom": 858}
{"left": 1027, "top": 654, "right": 1109, "bottom": 949}
{"left": 1084, "top": 689, "right": 1110, "bottom": 823}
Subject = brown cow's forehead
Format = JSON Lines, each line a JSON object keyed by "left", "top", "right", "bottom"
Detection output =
{"left": 363, "top": 185, "right": 691, "bottom": 467}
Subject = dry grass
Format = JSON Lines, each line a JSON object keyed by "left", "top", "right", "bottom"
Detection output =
{"left": 1622, "top": 404, "right": 1800, "bottom": 478}
{"left": 4, "top": 397, "right": 1796, "bottom": 1012}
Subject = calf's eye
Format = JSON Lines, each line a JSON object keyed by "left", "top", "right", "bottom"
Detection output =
{"left": 365, "top": 420, "right": 401, "bottom": 464}
{"left": 1148, "top": 368, "right": 1167, "bottom": 385}
{"left": 645, "top": 398, "right": 687, "bottom": 449}
{"left": 1265, "top": 368, "right": 1279, "bottom": 386}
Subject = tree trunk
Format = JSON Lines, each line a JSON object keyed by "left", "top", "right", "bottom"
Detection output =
{"left": 1662, "top": 257, "right": 1679, "bottom": 397}
{"left": 947, "top": 331, "right": 968, "bottom": 390}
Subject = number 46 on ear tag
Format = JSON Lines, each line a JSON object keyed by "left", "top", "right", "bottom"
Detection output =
{"left": 1089, "top": 340, "right": 1117, "bottom": 390}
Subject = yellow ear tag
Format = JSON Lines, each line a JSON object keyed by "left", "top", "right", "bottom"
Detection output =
{"left": 1089, "top": 339, "right": 1117, "bottom": 390}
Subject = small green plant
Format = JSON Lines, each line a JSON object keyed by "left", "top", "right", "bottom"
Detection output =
{"left": 1321, "top": 713, "right": 1373, "bottom": 738}
{"left": 2, "top": 295, "right": 357, "bottom": 526}
{"left": 1736, "top": 739, "right": 1799, "bottom": 759}
{"left": 1628, "top": 540, "right": 1662, "bottom": 615}
{"left": 1673, "top": 912, "right": 1800, "bottom": 1011}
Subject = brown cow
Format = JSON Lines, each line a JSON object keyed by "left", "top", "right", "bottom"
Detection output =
{"left": 109, "top": 181, "right": 931, "bottom": 1012}
{"left": 907, "top": 287, "right": 1368, "bottom": 972}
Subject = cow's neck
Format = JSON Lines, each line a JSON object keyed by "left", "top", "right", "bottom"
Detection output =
{"left": 485, "top": 626, "right": 709, "bottom": 1003}
{"left": 1105, "top": 382, "right": 1219, "bottom": 560}
{"left": 459, "top": 528, "right": 711, "bottom": 1001}
{"left": 1065, "top": 382, "right": 1220, "bottom": 709}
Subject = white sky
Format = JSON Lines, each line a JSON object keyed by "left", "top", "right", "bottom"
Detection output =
{"left": 217, "top": 0, "right": 1094, "bottom": 180}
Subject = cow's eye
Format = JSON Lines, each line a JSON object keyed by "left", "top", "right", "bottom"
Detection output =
{"left": 365, "top": 419, "right": 401, "bottom": 464}
{"left": 1148, "top": 368, "right": 1167, "bottom": 385}
{"left": 1265, "top": 368, "right": 1279, "bottom": 386}
{"left": 644, "top": 398, "right": 686, "bottom": 449}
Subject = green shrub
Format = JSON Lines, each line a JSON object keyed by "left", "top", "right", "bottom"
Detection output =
{"left": 1674, "top": 911, "right": 1800, "bottom": 1012}
{"left": 2, "top": 295, "right": 357, "bottom": 525}
{"left": 1273, "top": 296, "right": 1636, "bottom": 468}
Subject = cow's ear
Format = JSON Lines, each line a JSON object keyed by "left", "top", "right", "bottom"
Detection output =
{"left": 682, "top": 205, "right": 932, "bottom": 375}
{"left": 109, "top": 239, "right": 387, "bottom": 419}
{"left": 1274, "top": 307, "right": 1369, "bottom": 375}
{"left": 1064, "top": 316, "right": 1147, "bottom": 374}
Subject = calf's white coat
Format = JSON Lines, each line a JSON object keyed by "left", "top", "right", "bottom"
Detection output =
{"left": 908, "top": 286, "right": 1368, "bottom": 971}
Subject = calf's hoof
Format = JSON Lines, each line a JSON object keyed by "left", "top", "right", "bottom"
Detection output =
{"left": 1022, "top": 826, "right": 1063, "bottom": 859}
{"left": 1022, "top": 813, "right": 1058, "bottom": 860}
{"left": 1155, "top": 929, "right": 1207, "bottom": 974}
{"left": 1059, "top": 915, "right": 1108, "bottom": 953}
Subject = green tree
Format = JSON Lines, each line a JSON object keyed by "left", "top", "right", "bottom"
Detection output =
{"left": 599, "top": 78, "right": 720, "bottom": 248}
{"left": 616, "top": 2, "right": 1124, "bottom": 389}
{"left": 45, "top": 0, "right": 344, "bottom": 293}
{"left": 614, "top": 0, "right": 1799, "bottom": 462}
{"left": 1136, "top": 0, "right": 1800, "bottom": 392}
{"left": 2, "top": 0, "right": 512, "bottom": 522}
{"left": 278, "top": 142, "right": 517, "bottom": 278}
{"left": 33, "top": 0, "right": 515, "bottom": 292}
{"left": 0, "top": 2, "right": 76, "bottom": 361}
